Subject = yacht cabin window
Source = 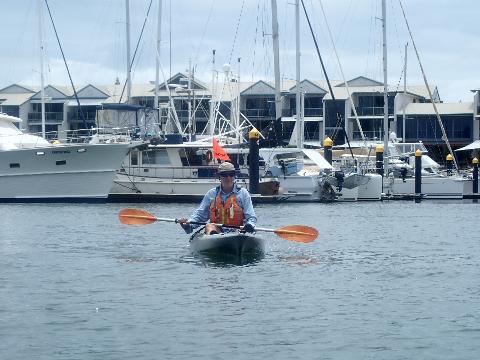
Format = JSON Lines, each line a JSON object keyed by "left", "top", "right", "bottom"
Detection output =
{"left": 142, "top": 149, "right": 170, "bottom": 165}
{"left": 130, "top": 150, "right": 138, "bottom": 166}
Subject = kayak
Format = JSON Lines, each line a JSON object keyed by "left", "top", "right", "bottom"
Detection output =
{"left": 189, "top": 232, "right": 265, "bottom": 261}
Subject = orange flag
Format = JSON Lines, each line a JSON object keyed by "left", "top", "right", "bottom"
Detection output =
{"left": 212, "top": 137, "right": 231, "bottom": 161}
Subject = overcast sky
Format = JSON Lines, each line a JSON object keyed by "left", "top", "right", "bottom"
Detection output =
{"left": 1, "top": 0, "right": 478, "bottom": 102}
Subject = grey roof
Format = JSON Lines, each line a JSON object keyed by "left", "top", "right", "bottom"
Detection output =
{"left": 0, "top": 84, "right": 38, "bottom": 94}
{"left": 0, "top": 76, "right": 450, "bottom": 106}
{"left": 323, "top": 85, "right": 437, "bottom": 101}
{"left": 0, "top": 92, "right": 34, "bottom": 106}
{"left": 404, "top": 102, "right": 474, "bottom": 115}
{"left": 336, "top": 76, "right": 383, "bottom": 87}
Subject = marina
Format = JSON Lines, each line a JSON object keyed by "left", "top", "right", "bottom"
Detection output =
{"left": 1, "top": 0, "right": 480, "bottom": 359}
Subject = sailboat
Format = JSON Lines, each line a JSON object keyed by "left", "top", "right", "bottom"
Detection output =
{"left": 379, "top": 0, "right": 468, "bottom": 199}
{"left": 296, "top": 0, "right": 383, "bottom": 201}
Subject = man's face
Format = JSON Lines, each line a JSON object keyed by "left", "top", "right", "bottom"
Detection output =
{"left": 219, "top": 171, "right": 235, "bottom": 190}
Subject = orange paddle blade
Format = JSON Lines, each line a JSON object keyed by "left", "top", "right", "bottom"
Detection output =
{"left": 119, "top": 208, "right": 157, "bottom": 225}
{"left": 273, "top": 225, "right": 319, "bottom": 243}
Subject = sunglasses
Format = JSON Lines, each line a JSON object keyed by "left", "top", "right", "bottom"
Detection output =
{"left": 219, "top": 171, "right": 235, "bottom": 178}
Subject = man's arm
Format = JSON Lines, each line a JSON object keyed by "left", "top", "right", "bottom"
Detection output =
{"left": 239, "top": 188, "right": 257, "bottom": 228}
{"left": 180, "top": 189, "right": 215, "bottom": 233}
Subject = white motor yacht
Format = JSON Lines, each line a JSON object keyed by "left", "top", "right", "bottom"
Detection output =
{"left": 0, "top": 113, "right": 128, "bottom": 201}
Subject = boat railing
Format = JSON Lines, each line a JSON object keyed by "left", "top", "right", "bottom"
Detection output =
{"left": 27, "top": 126, "right": 142, "bottom": 144}
{"left": 120, "top": 164, "right": 251, "bottom": 179}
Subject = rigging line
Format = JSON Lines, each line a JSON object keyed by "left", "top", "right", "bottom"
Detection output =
{"left": 389, "top": 0, "right": 406, "bottom": 93}
{"left": 169, "top": 0, "right": 171, "bottom": 80}
{"left": 318, "top": 0, "right": 367, "bottom": 149}
{"left": 398, "top": 0, "right": 458, "bottom": 171}
{"left": 251, "top": 1, "right": 261, "bottom": 83}
{"left": 365, "top": 0, "right": 375, "bottom": 77}
{"left": 228, "top": 0, "right": 246, "bottom": 64}
{"left": 147, "top": 31, "right": 182, "bottom": 134}
{"left": 43, "top": 0, "right": 87, "bottom": 129}
{"left": 119, "top": 0, "right": 153, "bottom": 103}
{"left": 300, "top": 0, "right": 354, "bottom": 158}
{"left": 193, "top": 0, "right": 216, "bottom": 67}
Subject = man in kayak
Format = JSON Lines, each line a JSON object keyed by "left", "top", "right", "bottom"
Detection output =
{"left": 178, "top": 161, "right": 257, "bottom": 235}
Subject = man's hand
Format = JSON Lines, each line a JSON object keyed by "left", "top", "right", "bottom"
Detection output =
{"left": 177, "top": 217, "right": 190, "bottom": 231}
{"left": 242, "top": 223, "right": 255, "bottom": 233}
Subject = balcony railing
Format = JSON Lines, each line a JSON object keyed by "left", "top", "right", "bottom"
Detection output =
{"left": 304, "top": 108, "right": 323, "bottom": 117}
{"left": 241, "top": 108, "right": 274, "bottom": 119}
{"left": 175, "top": 109, "right": 209, "bottom": 120}
{"left": 67, "top": 111, "right": 97, "bottom": 123}
{"left": 352, "top": 130, "right": 385, "bottom": 141}
{"left": 28, "top": 111, "right": 63, "bottom": 122}
{"left": 353, "top": 107, "right": 387, "bottom": 116}
{"left": 282, "top": 108, "right": 323, "bottom": 117}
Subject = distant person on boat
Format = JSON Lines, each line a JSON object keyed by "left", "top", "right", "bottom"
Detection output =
{"left": 178, "top": 161, "right": 257, "bottom": 235}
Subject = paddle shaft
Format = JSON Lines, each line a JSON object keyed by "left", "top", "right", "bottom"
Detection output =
{"left": 126, "top": 214, "right": 244, "bottom": 229}
{"left": 127, "top": 214, "right": 289, "bottom": 233}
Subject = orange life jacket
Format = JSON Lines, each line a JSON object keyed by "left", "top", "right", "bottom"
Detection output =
{"left": 209, "top": 190, "right": 244, "bottom": 226}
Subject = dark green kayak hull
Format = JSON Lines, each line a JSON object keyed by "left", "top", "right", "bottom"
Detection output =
{"left": 189, "top": 232, "right": 265, "bottom": 261}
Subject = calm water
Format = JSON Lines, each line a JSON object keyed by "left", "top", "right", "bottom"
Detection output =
{"left": 1, "top": 201, "right": 479, "bottom": 359}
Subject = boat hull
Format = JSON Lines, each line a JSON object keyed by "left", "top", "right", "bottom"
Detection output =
{"left": 0, "top": 143, "right": 128, "bottom": 201}
{"left": 386, "top": 175, "right": 466, "bottom": 199}
{"left": 189, "top": 232, "right": 265, "bottom": 263}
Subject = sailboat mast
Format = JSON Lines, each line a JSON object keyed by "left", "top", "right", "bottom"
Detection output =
{"left": 125, "top": 0, "right": 132, "bottom": 104}
{"left": 382, "top": 0, "right": 388, "bottom": 175}
{"left": 154, "top": 0, "right": 162, "bottom": 110}
{"left": 209, "top": 50, "right": 216, "bottom": 136}
{"left": 271, "top": 0, "right": 282, "bottom": 122}
{"left": 403, "top": 43, "right": 408, "bottom": 143}
{"left": 38, "top": 0, "right": 46, "bottom": 138}
{"left": 295, "top": 0, "right": 303, "bottom": 149}
{"left": 188, "top": 58, "right": 192, "bottom": 139}
{"left": 236, "top": 57, "right": 241, "bottom": 143}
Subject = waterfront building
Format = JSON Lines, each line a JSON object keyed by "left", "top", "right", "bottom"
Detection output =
{"left": 0, "top": 75, "right": 478, "bottom": 164}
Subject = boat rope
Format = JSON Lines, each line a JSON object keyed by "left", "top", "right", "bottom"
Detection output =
{"left": 318, "top": 0, "right": 367, "bottom": 151}
{"left": 119, "top": 164, "right": 142, "bottom": 193}
{"left": 44, "top": 0, "right": 87, "bottom": 130}
{"left": 300, "top": 0, "right": 355, "bottom": 159}
{"left": 119, "top": 0, "right": 154, "bottom": 104}
{"left": 398, "top": 0, "right": 458, "bottom": 171}
{"left": 251, "top": 1, "right": 261, "bottom": 83}
{"left": 228, "top": 0, "right": 246, "bottom": 65}
{"left": 193, "top": 0, "right": 216, "bottom": 65}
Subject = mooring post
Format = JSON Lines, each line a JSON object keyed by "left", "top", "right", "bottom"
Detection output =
{"left": 446, "top": 153, "right": 453, "bottom": 176}
{"left": 473, "top": 157, "right": 478, "bottom": 202}
{"left": 376, "top": 144, "right": 384, "bottom": 177}
{"left": 415, "top": 149, "right": 422, "bottom": 203}
{"left": 249, "top": 127, "right": 260, "bottom": 194}
{"left": 323, "top": 137, "right": 333, "bottom": 165}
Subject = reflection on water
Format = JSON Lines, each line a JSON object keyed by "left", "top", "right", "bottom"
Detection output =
{"left": 189, "top": 250, "right": 265, "bottom": 267}
{"left": 195, "top": 254, "right": 264, "bottom": 267}
{"left": 277, "top": 255, "right": 320, "bottom": 266}
{"left": 114, "top": 255, "right": 157, "bottom": 263}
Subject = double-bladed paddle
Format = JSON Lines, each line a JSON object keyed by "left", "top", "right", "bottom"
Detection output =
{"left": 118, "top": 208, "right": 318, "bottom": 243}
